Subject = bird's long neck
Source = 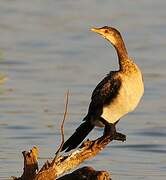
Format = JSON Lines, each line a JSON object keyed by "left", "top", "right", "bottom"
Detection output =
{"left": 114, "top": 38, "right": 132, "bottom": 71}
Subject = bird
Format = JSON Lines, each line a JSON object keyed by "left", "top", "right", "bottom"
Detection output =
{"left": 61, "top": 26, "right": 144, "bottom": 152}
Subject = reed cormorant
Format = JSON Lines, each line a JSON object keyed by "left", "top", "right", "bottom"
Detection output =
{"left": 62, "top": 26, "right": 144, "bottom": 152}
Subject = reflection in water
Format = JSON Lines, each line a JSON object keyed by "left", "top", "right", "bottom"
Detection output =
{"left": 0, "top": 0, "right": 166, "bottom": 179}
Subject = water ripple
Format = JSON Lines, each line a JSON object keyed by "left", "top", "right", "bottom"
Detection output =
{"left": 112, "top": 143, "right": 166, "bottom": 154}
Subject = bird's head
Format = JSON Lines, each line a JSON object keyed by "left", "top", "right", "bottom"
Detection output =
{"left": 91, "top": 26, "right": 122, "bottom": 47}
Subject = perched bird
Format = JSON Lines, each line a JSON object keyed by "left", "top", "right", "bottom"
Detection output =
{"left": 62, "top": 26, "right": 144, "bottom": 152}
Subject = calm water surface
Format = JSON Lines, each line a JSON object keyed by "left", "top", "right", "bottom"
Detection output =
{"left": 0, "top": 0, "right": 166, "bottom": 179}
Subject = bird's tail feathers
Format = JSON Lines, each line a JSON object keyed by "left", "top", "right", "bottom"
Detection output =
{"left": 61, "top": 120, "right": 94, "bottom": 152}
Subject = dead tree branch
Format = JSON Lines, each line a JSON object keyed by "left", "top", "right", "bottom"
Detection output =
{"left": 54, "top": 90, "right": 69, "bottom": 161}
{"left": 13, "top": 133, "right": 112, "bottom": 180}
{"left": 13, "top": 91, "right": 113, "bottom": 180}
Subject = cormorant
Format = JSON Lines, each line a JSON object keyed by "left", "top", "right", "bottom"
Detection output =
{"left": 61, "top": 26, "right": 144, "bottom": 152}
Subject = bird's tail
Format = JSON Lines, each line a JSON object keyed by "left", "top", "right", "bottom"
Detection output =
{"left": 61, "top": 120, "right": 94, "bottom": 152}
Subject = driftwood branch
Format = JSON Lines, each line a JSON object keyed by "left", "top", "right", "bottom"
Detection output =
{"left": 13, "top": 92, "right": 113, "bottom": 180}
{"left": 13, "top": 133, "right": 112, "bottom": 180}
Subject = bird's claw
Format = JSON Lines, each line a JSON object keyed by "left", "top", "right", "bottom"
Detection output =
{"left": 114, "top": 132, "right": 126, "bottom": 142}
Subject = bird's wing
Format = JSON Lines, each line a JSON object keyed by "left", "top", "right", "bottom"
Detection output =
{"left": 86, "top": 72, "right": 121, "bottom": 118}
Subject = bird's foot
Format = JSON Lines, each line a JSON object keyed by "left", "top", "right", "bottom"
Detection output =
{"left": 100, "top": 118, "right": 126, "bottom": 142}
{"left": 114, "top": 132, "right": 126, "bottom": 142}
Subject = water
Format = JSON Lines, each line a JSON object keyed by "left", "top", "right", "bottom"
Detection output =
{"left": 0, "top": 0, "right": 166, "bottom": 179}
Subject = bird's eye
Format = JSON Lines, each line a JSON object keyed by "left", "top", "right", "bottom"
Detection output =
{"left": 104, "top": 30, "right": 109, "bottom": 33}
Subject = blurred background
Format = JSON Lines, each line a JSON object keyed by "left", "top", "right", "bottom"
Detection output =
{"left": 0, "top": 0, "right": 166, "bottom": 179}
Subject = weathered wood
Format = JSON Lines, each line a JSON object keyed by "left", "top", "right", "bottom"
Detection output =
{"left": 12, "top": 147, "right": 39, "bottom": 180}
{"left": 13, "top": 134, "right": 113, "bottom": 180}
{"left": 52, "top": 135, "right": 113, "bottom": 178}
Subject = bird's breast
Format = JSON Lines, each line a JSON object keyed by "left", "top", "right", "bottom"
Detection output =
{"left": 101, "top": 70, "right": 144, "bottom": 124}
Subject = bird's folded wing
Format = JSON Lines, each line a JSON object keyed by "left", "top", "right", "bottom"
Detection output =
{"left": 87, "top": 73, "right": 122, "bottom": 117}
